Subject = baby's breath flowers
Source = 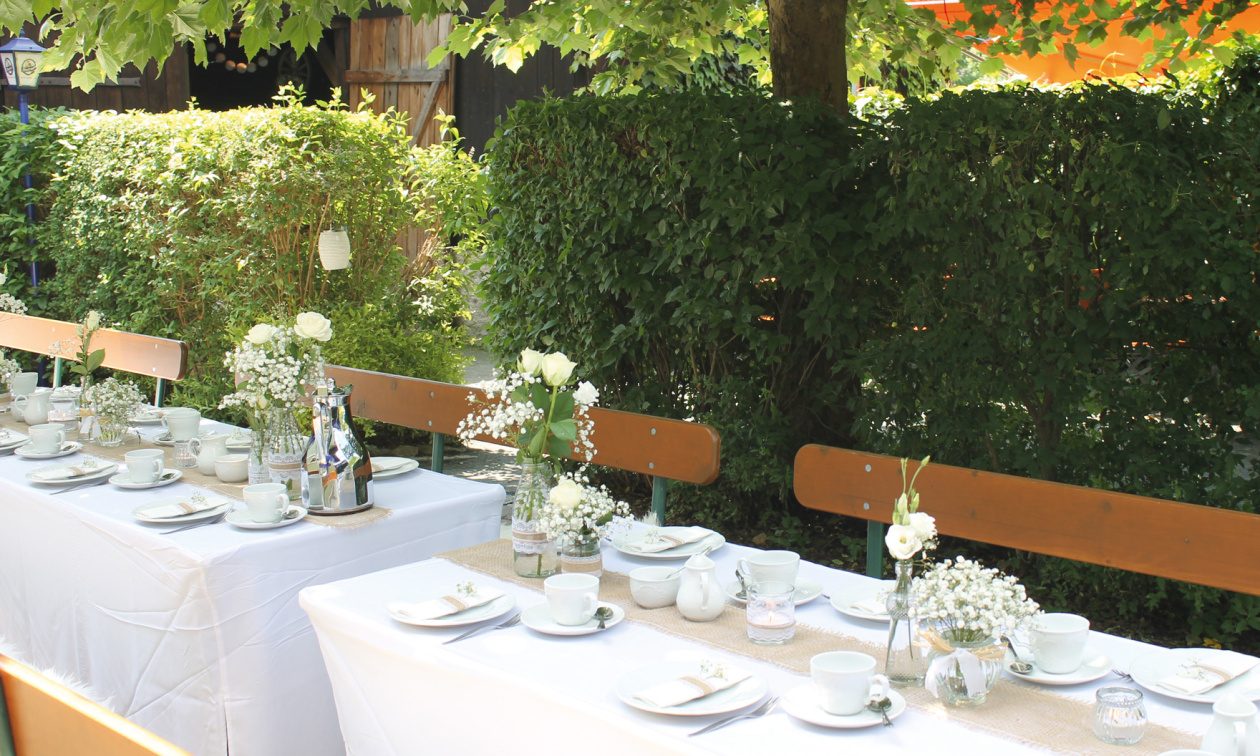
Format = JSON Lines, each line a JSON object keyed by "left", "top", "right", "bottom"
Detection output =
{"left": 537, "top": 469, "right": 631, "bottom": 544}
{"left": 912, "top": 556, "right": 1041, "bottom": 643}
{"left": 83, "top": 377, "right": 145, "bottom": 424}
{"left": 219, "top": 312, "right": 331, "bottom": 416}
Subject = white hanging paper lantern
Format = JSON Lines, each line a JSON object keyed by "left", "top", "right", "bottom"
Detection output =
{"left": 318, "top": 228, "right": 351, "bottom": 270}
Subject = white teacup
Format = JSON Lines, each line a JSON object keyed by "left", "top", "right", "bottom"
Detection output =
{"left": 737, "top": 550, "right": 800, "bottom": 586}
{"left": 1031, "top": 613, "right": 1091, "bottom": 674}
{"left": 161, "top": 408, "right": 202, "bottom": 441}
{"left": 27, "top": 423, "right": 66, "bottom": 454}
{"left": 811, "top": 651, "right": 889, "bottom": 716}
{"left": 8, "top": 371, "right": 36, "bottom": 397}
{"left": 243, "top": 483, "right": 288, "bottom": 523}
{"left": 215, "top": 453, "right": 249, "bottom": 483}
{"left": 544, "top": 573, "right": 599, "bottom": 626}
{"left": 124, "top": 449, "right": 166, "bottom": 484}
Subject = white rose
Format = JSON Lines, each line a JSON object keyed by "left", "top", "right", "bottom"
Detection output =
{"left": 0, "top": 272, "right": 7, "bottom": 286}
{"left": 294, "top": 311, "right": 333, "bottom": 342}
{"left": 519, "top": 348, "right": 544, "bottom": 376}
{"left": 548, "top": 478, "right": 584, "bottom": 511}
{"left": 84, "top": 310, "right": 101, "bottom": 332}
{"left": 573, "top": 380, "right": 599, "bottom": 406}
{"left": 245, "top": 323, "right": 279, "bottom": 345}
{"left": 540, "top": 352, "right": 577, "bottom": 387}
{"left": 908, "top": 511, "right": 936, "bottom": 541}
{"left": 885, "top": 524, "right": 922, "bottom": 561}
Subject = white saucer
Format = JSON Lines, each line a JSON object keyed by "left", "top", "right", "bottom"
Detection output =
{"left": 15, "top": 442, "right": 82, "bottom": 459}
{"left": 153, "top": 432, "right": 175, "bottom": 447}
{"left": 1130, "top": 648, "right": 1260, "bottom": 703}
{"left": 371, "top": 456, "right": 420, "bottom": 479}
{"left": 109, "top": 469, "right": 182, "bottom": 490}
{"left": 387, "top": 591, "right": 516, "bottom": 627}
{"left": 132, "top": 498, "right": 232, "bottom": 524}
{"left": 724, "top": 578, "right": 824, "bottom": 606}
{"left": 1005, "top": 646, "right": 1112, "bottom": 685}
{"left": 830, "top": 581, "right": 897, "bottom": 623}
{"left": 615, "top": 662, "right": 769, "bottom": 716}
{"left": 521, "top": 602, "right": 625, "bottom": 636}
{"left": 781, "top": 684, "right": 906, "bottom": 728}
{"left": 26, "top": 461, "right": 119, "bottom": 485}
{"left": 610, "top": 529, "right": 726, "bottom": 560}
{"left": 226, "top": 505, "right": 307, "bottom": 530}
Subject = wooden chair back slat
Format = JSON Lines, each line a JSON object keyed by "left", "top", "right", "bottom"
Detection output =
{"left": 793, "top": 444, "right": 1260, "bottom": 596}
{"left": 0, "top": 654, "right": 192, "bottom": 756}
{"left": 0, "top": 315, "right": 188, "bottom": 382}
{"left": 324, "top": 365, "right": 721, "bottom": 485}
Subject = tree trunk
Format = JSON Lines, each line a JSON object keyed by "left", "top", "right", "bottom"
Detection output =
{"left": 768, "top": 0, "right": 848, "bottom": 112}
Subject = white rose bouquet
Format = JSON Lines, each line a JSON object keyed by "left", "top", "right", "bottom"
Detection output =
{"left": 537, "top": 472, "right": 631, "bottom": 544}
{"left": 220, "top": 312, "right": 332, "bottom": 418}
{"left": 885, "top": 455, "right": 937, "bottom": 561}
{"left": 913, "top": 556, "right": 1041, "bottom": 643}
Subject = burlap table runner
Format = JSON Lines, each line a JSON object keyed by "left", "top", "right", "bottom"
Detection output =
{"left": 440, "top": 539, "right": 1200, "bottom": 756}
{"left": 1, "top": 410, "right": 391, "bottom": 530}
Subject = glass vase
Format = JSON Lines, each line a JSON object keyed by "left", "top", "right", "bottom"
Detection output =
{"left": 264, "top": 407, "right": 308, "bottom": 501}
{"left": 925, "top": 631, "right": 1005, "bottom": 706}
{"left": 95, "top": 417, "right": 128, "bottom": 448}
{"left": 884, "top": 559, "right": 926, "bottom": 687}
{"left": 247, "top": 411, "right": 269, "bottom": 484}
{"left": 559, "top": 534, "right": 603, "bottom": 577}
{"left": 511, "top": 462, "right": 558, "bottom": 578}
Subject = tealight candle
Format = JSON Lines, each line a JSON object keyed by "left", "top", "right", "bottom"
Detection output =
{"left": 746, "top": 580, "right": 795, "bottom": 646}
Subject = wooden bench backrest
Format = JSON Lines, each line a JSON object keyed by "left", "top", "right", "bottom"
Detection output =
{"left": 0, "top": 315, "right": 188, "bottom": 382}
{"left": 324, "top": 365, "right": 721, "bottom": 485}
{"left": 0, "top": 654, "right": 191, "bottom": 756}
{"left": 793, "top": 444, "right": 1260, "bottom": 596}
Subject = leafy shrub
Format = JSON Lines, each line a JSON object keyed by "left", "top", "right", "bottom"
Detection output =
{"left": 0, "top": 106, "right": 66, "bottom": 317}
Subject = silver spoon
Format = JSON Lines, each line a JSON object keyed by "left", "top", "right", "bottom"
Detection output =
{"left": 867, "top": 695, "right": 893, "bottom": 726}
{"left": 594, "top": 606, "right": 613, "bottom": 630}
{"left": 734, "top": 570, "right": 749, "bottom": 600}
{"left": 1004, "top": 635, "right": 1033, "bottom": 674}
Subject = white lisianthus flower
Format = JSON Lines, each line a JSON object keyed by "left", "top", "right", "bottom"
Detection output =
{"left": 548, "top": 478, "right": 584, "bottom": 511}
{"left": 541, "top": 352, "right": 577, "bottom": 386}
{"left": 293, "top": 311, "right": 333, "bottom": 342}
{"left": 885, "top": 524, "right": 922, "bottom": 561}
{"left": 84, "top": 310, "right": 101, "bottom": 332}
{"left": 519, "top": 348, "right": 545, "bottom": 376}
{"left": 892, "top": 492, "right": 910, "bottom": 524}
{"left": 573, "top": 380, "right": 599, "bottom": 406}
{"left": 0, "top": 272, "right": 6, "bottom": 286}
{"left": 908, "top": 511, "right": 937, "bottom": 541}
{"left": 246, "top": 323, "right": 279, "bottom": 345}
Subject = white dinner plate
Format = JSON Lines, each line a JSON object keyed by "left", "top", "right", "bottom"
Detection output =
{"left": 521, "top": 602, "right": 625, "bottom": 636}
{"left": 26, "top": 460, "right": 118, "bottom": 485}
{"left": 387, "top": 591, "right": 516, "bottom": 628}
{"left": 226, "top": 506, "right": 307, "bottom": 530}
{"left": 610, "top": 529, "right": 726, "bottom": 560}
{"left": 1130, "top": 648, "right": 1260, "bottom": 703}
{"left": 15, "top": 442, "right": 82, "bottom": 459}
{"left": 371, "top": 456, "right": 420, "bottom": 479}
{"left": 723, "top": 578, "right": 824, "bottom": 606}
{"left": 0, "top": 432, "right": 28, "bottom": 454}
{"left": 830, "top": 581, "right": 897, "bottom": 623}
{"left": 1005, "top": 647, "right": 1112, "bottom": 685}
{"left": 781, "top": 684, "right": 906, "bottom": 728}
{"left": 616, "top": 662, "right": 769, "bottom": 717}
{"left": 132, "top": 498, "right": 232, "bottom": 524}
{"left": 110, "top": 469, "right": 182, "bottom": 490}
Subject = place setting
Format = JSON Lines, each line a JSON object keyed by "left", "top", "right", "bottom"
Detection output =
{"left": 14, "top": 423, "right": 82, "bottom": 459}
{"left": 610, "top": 525, "right": 726, "bottom": 560}
{"left": 830, "top": 580, "right": 897, "bottom": 622}
{"left": 1003, "top": 613, "right": 1112, "bottom": 686}
{"left": 616, "top": 659, "right": 771, "bottom": 720}
{"left": 1128, "top": 647, "right": 1260, "bottom": 703}
{"left": 26, "top": 457, "right": 119, "bottom": 486}
{"left": 387, "top": 579, "right": 517, "bottom": 629}
{"left": 132, "top": 492, "right": 233, "bottom": 525}
{"left": 370, "top": 456, "right": 420, "bottom": 479}
{"left": 723, "top": 550, "right": 824, "bottom": 606}
{"left": 225, "top": 483, "right": 307, "bottom": 530}
{"left": 109, "top": 449, "right": 182, "bottom": 490}
{"left": 520, "top": 573, "right": 625, "bottom": 636}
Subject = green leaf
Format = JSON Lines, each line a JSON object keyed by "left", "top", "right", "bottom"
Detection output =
{"left": 85, "top": 348, "right": 106, "bottom": 372}
{"left": 979, "top": 57, "right": 1006, "bottom": 76}
{"left": 550, "top": 418, "right": 577, "bottom": 441}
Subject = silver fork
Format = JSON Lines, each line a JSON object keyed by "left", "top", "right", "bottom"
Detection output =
{"left": 1112, "top": 667, "right": 1132, "bottom": 681}
{"left": 689, "top": 695, "right": 780, "bottom": 737}
{"left": 52, "top": 477, "right": 112, "bottom": 495}
{"left": 443, "top": 612, "right": 522, "bottom": 645}
{"left": 160, "top": 510, "right": 229, "bottom": 535}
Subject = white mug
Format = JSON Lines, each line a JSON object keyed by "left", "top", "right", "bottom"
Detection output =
{"left": 27, "top": 423, "right": 66, "bottom": 454}
{"left": 124, "top": 449, "right": 166, "bottom": 484}
{"left": 544, "top": 573, "right": 600, "bottom": 626}
{"left": 1031, "top": 613, "right": 1091, "bottom": 674}
{"left": 243, "top": 483, "right": 288, "bottom": 523}
{"left": 8, "top": 371, "right": 36, "bottom": 397}
{"left": 737, "top": 550, "right": 800, "bottom": 586}
{"left": 811, "top": 651, "right": 890, "bottom": 716}
{"left": 161, "top": 408, "right": 202, "bottom": 441}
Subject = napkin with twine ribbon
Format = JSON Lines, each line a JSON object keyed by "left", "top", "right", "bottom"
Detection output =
{"left": 634, "top": 666, "right": 752, "bottom": 708}
{"left": 1157, "top": 651, "right": 1258, "bottom": 695}
{"left": 389, "top": 587, "right": 505, "bottom": 622}
{"left": 631, "top": 526, "right": 713, "bottom": 554}
{"left": 922, "top": 628, "right": 1008, "bottom": 699}
{"left": 29, "top": 463, "right": 102, "bottom": 481}
{"left": 141, "top": 496, "right": 225, "bottom": 520}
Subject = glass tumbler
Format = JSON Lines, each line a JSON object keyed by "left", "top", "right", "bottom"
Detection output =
{"left": 746, "top": 580, "right": 795, "bottom": 645}
{"left": 1092, "top": 686, "right": 1147, "bottom": 745}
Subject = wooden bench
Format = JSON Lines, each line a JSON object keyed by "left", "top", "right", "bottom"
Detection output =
{"left": 793, "top": 444, "right": 1260, "bottom": 596}
{"left": 0, "top": 654, "right": 191, "bottom": 756}
{"left": 324, "top": 365, "right": 722, "bottom": 522}
{"left": 0, "top": 314, "right": 188, "bottom": 406}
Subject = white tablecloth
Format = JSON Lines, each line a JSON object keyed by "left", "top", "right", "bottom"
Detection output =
{"left": 0, "top": 420, "right": 504, "bottom": 756}
{"left": 300, "top": 535, "right": 1218, "bottom": 756}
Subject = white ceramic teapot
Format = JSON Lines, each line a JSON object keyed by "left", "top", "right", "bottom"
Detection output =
{"left": 190, "top": 433, "right": 230, "bottom": 476}
{"left": 1202, "top": 693, "right": 1260, "bottom": 756}
{"left": 675, "top": 554, "right": 725, "bottom": 622}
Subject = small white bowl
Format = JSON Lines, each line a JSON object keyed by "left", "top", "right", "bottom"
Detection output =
{"left": 629, "top": 566, "right": 681, "bottom": 609}
{"left": 215, "top": 453, "right": 249, "bottom": 483}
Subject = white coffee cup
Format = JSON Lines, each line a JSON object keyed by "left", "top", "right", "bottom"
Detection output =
{"left": 124, "top": 449, "right": 166, "bottom": 484}
{"left": 215, "top": 453, "right": 249, "bottom": 483}
{"left": 1031, "top": 613, "right": 1091, "bottom": 674}
{"left": 811, "top": 651, "right": 890, "bottom": 716}
{"left": 737, "top": 550, "right": 800, "bottom": 586}
{"left": 8, "top": 371, "right": 36, "bottom": 397}
{"left": 544, "top": 573, "right": 600, "bottom": 626}
{"left": 27, "top": 423, "right": 66, "bottom": 454}
{"left": 243, "top": 483, "right": 288, "bottom": 523}
{"left": 161, "top": 408, "right": 202, "bottom": 441}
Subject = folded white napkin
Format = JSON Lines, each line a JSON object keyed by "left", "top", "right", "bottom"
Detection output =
{"left": 849, "top": 596, "right": 890, "bottom": 616}
{"left": 389, "top": 588, "right": 506, "bottom": 621}
{"left": 141, "top": 497, "right": 224, "bottom": 520}
{"left": 30, "top": 464, "right": 94, "bottom": 481}
{"left": 632, "top": 526, "right": 713, "bottom": 553}
{"left": 371, "top": 458, "right": 409, "bottom": 474}
{"left": 635, "top": 667, "right": 752, "bottom": 708}
{"left": 1157, "top": 651, "right": 1258, "bottom": 695}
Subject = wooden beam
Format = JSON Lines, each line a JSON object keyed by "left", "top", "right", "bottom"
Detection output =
{"left": 0, "top": 315, "right": 188, "bottom": 382}
{"left": 344, "top": 65, "right": 447, "bottom": 84}
{"left": 410, "top": 79, "right": 442, "bottom": 146}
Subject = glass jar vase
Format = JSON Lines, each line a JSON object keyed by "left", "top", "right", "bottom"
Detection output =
{"left": 925, "top": 631, "right": 1005, "bottom": 706}
{"left": 559, "top": 534, "right": 603, "bottom": 577}
{"left": 95, "top": 416, "right": 128, "bottom": 448}
{"left": 264, "top": 407, "right": 307, "bottom": 501}
{"left": 884, "top": 559, "right": 926, "bottom": 687}
{"left": 511, "top": 461, "right": 558, "bottom": 578}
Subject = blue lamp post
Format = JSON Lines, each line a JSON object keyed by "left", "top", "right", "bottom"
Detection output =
{"left": 0, "top": 32, "right": 47, "bottom": 287}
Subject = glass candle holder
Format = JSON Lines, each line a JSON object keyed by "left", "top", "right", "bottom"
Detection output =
{"left": 746, "top": 580, "right": 795, "bottom": 645}
{"left": 1092, "top": 686, "right": 1147, "bottom": 745}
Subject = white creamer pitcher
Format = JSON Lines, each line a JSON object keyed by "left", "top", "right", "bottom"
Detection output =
{"left": 190, "top": 433, "right": 230, "bottom": 476}
{"left": 15, "top": 388, "right": 51, "bottom": 425}
{"left": 676, "top": 554, "right": 725, "bottom": 622}
{"left": 1202, "top": 693, "right": 1260, "bottom": 756}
